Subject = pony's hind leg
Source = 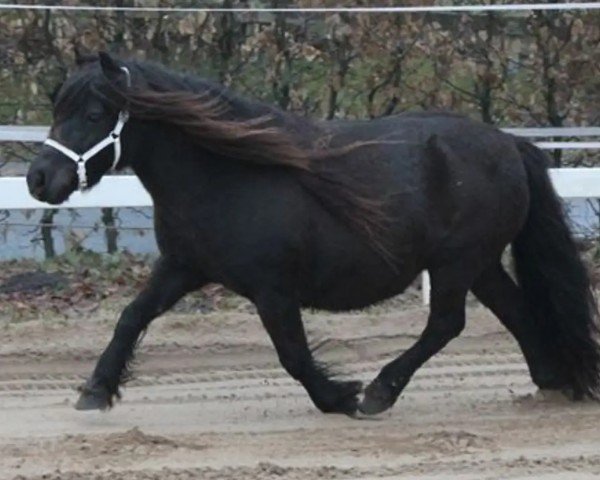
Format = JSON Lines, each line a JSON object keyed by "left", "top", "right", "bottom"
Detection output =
{"left": 255, "top": 289, "right": 362, "bottom": 415}
{"left": 359, "top": 266, "right": 469, "bottom": 415}
{"left": 471, "top": 263, "right": 569, "bottom": 390}
{"left": 75, "top": 257, "right": 206, "bottom": 410}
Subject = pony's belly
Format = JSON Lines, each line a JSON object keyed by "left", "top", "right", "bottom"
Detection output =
{"left": 300, "top": 268, "right": 415, "bottom": 312}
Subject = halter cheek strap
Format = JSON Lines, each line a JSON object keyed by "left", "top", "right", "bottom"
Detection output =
{"left": 43, "top": 66, "right": 131, "bottom": 191}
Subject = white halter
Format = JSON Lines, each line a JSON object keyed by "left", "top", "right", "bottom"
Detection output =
{"left": 43, "top": 66, "right": 131, "bottom": 190}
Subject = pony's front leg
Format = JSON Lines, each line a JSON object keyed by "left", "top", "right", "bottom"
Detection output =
{"left": 75, "top": 257, "right": 205, "bottom": 410}
{"left": 255, "top": 289, "right": 362, "bottom": 416}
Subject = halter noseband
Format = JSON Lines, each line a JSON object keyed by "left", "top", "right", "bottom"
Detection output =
{"left": 43, "top": 66, "right": 131, "bottom": 190}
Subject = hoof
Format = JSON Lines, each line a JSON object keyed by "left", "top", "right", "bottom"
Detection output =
{"left": 537, "top": 385, "right": 580, "bottom": 401}
{"left": 75, "top": 381, "right": 114, "bottom": 411}
{"left": 316, "top": 380, "right": 362, "bottom": 416}
{"left": 358, "top": 378, "right": 397, "bottom": 415}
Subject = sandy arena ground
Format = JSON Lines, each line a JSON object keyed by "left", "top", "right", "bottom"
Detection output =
{"left": 1, "top": 299, "right": 600, "bottom": 479}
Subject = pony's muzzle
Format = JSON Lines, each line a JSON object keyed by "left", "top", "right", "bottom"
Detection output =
{"left": 27, "top": 153, "right": 78, "bottom": 205}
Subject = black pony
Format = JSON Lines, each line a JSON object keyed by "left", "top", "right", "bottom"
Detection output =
{"left": 27, "top": 52, "right": 600, "bottom": 416}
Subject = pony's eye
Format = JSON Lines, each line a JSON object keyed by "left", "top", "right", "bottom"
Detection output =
{"left": 86, "top": 111, "right": 103, "bottom": 123}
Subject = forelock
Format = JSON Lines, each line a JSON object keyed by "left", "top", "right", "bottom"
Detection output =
{"left": 53, "top": 64, "right": 99, "bottom": 119}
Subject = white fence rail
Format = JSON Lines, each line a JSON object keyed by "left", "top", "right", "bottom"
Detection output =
{"left": 1, "top": 2, "right": 599, "bottom": 14}
{"left": 0, "top": 176, "right": 151, "bottom": 210}
{"left": 2, "top": 2, "right": 600, "bottom": 14}
{"left": 1, "top": 125, "right": 599, "bottom": 305}
{"left": 3, "top": 125, "right": 599, "bottom": 149}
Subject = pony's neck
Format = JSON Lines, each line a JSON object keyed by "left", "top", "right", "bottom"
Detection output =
{"left": 123, "top": 119, "right": 196, "bottom": 195}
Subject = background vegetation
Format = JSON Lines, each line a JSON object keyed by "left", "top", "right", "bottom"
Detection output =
{"left": 0, "top": 0, "right": 598, "bottom": 259}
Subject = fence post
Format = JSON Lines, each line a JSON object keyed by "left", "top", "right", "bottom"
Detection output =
{"left": 421, "top": 271, "right": 430, "bottom": 306}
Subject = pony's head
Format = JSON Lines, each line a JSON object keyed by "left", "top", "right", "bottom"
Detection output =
{"left": 27, "top": 52, "right": 131, "bottom": 204}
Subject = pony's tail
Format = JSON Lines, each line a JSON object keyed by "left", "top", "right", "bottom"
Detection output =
{"left": 512, "top": 140, "right": 600, "bottom": 398}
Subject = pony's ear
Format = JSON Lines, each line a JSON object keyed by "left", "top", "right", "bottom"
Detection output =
{"left": 48, "top": 82, "right": 63, "bottom": 105}
{"left": 98, "top": 51, "right": 125, "bottom": 83}
{"left": 73, "top": 45, "right": 97, "bottom": 66}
